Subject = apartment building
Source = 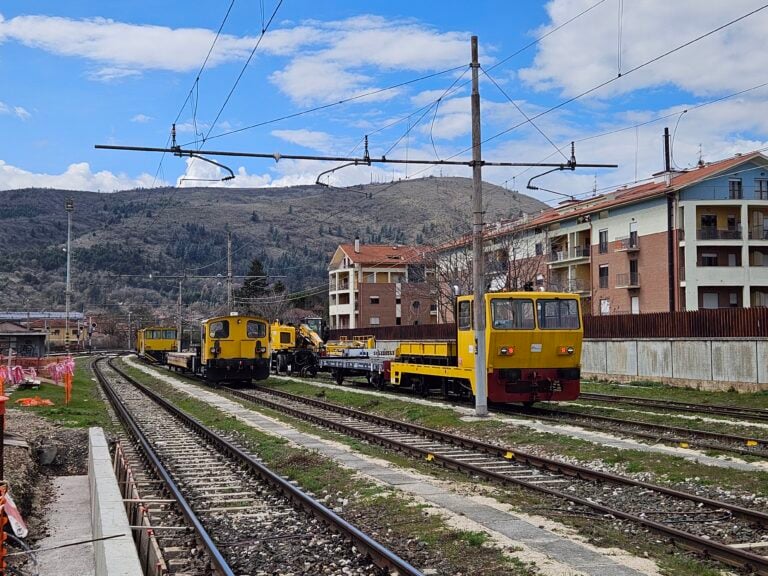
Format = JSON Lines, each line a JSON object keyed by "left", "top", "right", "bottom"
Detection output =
{"left": 328, "top": 239, "right": 436, "bottom": 329}
{"left": 436, "top": 150, "right": 768, "bottom": 315}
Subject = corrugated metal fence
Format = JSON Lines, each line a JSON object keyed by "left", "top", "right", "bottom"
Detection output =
{"left": 583, "top": 308, "right": 768, "bottom": 338}
{"left": 329, "top": 308, "right": 768, "bottom": 341}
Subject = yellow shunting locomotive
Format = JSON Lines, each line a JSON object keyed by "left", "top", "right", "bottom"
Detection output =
{"left": 321, "top": 291, "right": 583, "bottom": 405}
{"left": 166, "top": 313, "right": 270, "bottom": 384}
{"left": 135, "top": 326, "right": 177, "bottom": 363}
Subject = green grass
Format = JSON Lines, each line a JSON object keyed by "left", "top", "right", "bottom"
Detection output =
{"left": 8, "top": 357, "right": 113, "bottom": 429}
{"left": 582, "top": 379, "right": 768, "bottom": 409}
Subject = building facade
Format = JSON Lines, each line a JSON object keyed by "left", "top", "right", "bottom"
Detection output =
{"left": 436, "top": 151, "right": 768, "bottom": 315}
{"left": 328, "top": 240, "right": 436, "bottom": 329}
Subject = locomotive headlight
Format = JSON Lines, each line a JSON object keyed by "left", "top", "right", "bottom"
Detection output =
{"left": 557, "top": 346, "right": 575, "bottom": 355}
{"left": 499, "top": 346, "right": 515, "bottom": 356}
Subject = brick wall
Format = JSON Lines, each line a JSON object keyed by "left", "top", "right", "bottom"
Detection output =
{"left": 590, "top": 230, "right": 671, "bottom": 314}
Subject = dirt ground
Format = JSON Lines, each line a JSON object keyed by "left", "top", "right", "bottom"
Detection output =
{"left": 4, "top": 408, "right": 89, "bottom": 574}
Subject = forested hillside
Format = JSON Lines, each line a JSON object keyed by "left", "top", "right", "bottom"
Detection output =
{"left": 0, "top": 176, "right": 547, "bottom": 317}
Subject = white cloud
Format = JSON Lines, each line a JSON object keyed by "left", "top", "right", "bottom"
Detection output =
{"left": 271, "top": 129, "right": 335, "bottom": 152}
{"left": 0, "top": 100, "right": 31, "bottom": 120}
{"left": 520, "top": 0, "right": 768, "bottom": 99}
{"left": 0, "top": 13, "right": 324, "bottom": 79}
{"left": 0, "top": 159, "right": 162, "bottom": 192}
{"left": 130, "top": 114, "right": 153, "bottom": 123}
{"left": 268, "top": 16, "right": 474, "bottom": 106}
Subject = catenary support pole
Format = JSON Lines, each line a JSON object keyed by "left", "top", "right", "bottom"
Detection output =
{"left": 177, "top": 278, "right": 183, "bottom": 352}
{"left": 471, "top": 36, "right": 488, "bottom": 417}
{"left": 227, "top": 231, "right": 233, "bottom": 313}
{"left": 64, "top": 198, "right": 74, "bottom": 354}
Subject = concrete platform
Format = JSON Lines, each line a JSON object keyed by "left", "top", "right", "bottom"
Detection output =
{"left": 36, "top": 475, "right": 96, "bottom": 576}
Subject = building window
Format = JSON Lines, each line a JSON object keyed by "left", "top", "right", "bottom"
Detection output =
{"left": 729, "top": 293, "right": 739, "bottom": 308}
{"left": 701, "top": 253, "right": 718, "bottom": 266}
{"left": 395, "top": 317, "right": 401, "bottom": 325}
{"left": 599, "top": 265, "right": 609, "bottom": 289}
{"left": 369, "top": 317, "right": 380, "bottom": 325}
{"left": 535, "top": 243, "right": 543, "bottom": 256}
{"left": 598, "top": 229, "right": 608, "bottom": 254}
{"left": 369, "top": 296, "right": 379, "bottom": 305}
{"left": 729, "top": 178, "right": 743, "bottom": 199}
{"left": 756, "top": 179, "right": 768, "bottom": 200}
{"left": 600, "top": 298, "right": 610, "bottom": 315}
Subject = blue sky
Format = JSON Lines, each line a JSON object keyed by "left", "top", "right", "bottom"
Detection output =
{"left": 2, "top": 1, "right": 768, "bottom": 204}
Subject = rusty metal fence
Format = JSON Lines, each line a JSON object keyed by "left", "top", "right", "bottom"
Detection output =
{"left": 329, "top": 307, "right": 768, "bottom": 341}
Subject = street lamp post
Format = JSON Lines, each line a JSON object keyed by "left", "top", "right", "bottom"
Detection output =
{"left": 64, "top": 198, "right": 74, "bottom": 354}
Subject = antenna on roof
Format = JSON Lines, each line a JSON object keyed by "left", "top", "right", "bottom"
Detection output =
{"left": 592, "top": 175, "right": 598, "bottom": 197}
{"left": 697, "top": 144, "right": 704, "bottom": 167}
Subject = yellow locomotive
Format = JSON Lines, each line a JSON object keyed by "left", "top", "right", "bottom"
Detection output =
{"left": 166, "top": 313, "right": 270, "bottom": 384}
{"left": 391, "top": 292, "right": 582, "bottom": 404}
{"left": 321, "top": 291, "right": 582, "bottom": 405}
{"left": 135, "top": 326, "right": 177, "bottom": 363}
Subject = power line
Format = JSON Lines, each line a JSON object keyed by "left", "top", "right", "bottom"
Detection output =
{"left": 202, "top": 0, "right": 285, "bottom": 144}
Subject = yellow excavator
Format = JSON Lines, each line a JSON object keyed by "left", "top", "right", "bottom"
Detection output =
{"left": 270, "top": 317, "right": 325, "bottom": 376}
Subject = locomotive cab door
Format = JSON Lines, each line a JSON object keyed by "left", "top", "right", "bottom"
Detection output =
{"left": 455, "top": 298, "right": 475, "bottom": 373}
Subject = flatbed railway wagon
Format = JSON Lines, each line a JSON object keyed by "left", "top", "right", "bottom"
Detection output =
{"left": 166, "top": 313, "right": 270, "bottom": 384}
{"left": 135, "top": 326, "right": 177, "bottom": 363}
{"left": 320, "top": 291, "right": 583, "bottom": 405}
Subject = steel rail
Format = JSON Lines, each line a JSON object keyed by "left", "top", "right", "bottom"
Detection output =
{"left": 224, "top": 384, "right": 768, "bottom": 574}
{"left": 579, "top": 392, "right": 768, "bottom": 422}
{"left": 93, "top": 358, "right": 235, "bottom": 576}
{"left": 510, "top": 405, "right": 768, "bottom": 457}
{"left": 108, "top": 358, "right": 423, "bottom": 576}
{"left": 310, "top": 371, "right": 768, "bottom": 457}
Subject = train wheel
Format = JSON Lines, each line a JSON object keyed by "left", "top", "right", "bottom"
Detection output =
{"left": 522, "top": 401, "right": 535, "bottom": 408}
{"left": 372, "top": 374, "right": 386, "bottom": 390}
{"left": 332, "top": 369, "right": 344, "bottom": 386}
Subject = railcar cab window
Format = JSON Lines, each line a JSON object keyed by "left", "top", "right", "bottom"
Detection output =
{"left": 491, "top": 298, "right": 534, "bottom": 329}
{"left": 537, "top": 299, "right": 580, "bottom": 329}
{"left": 458, "top": 300, "right": 472, "bottom": 330}
{"left": 247, "top": 320, "right": 266, "bottom": 338}
{"left": 163, "top": 330, "right": 176, "bottom": 339}
{"left": 209, "top": 320, "right": 229, "bottom": 339}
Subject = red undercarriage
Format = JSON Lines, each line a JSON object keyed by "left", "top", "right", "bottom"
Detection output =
{"left": 487, "top": 368, "right": 580, "bottom": 403}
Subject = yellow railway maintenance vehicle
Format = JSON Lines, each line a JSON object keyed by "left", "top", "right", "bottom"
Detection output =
{"left": 166, "top": 313, "right": 270, "bottom": 384}
{"left": 270, "top": 319, "right": 325, "bottom": 376}
{"left": 135, "top": 327, "right": 177, "bottom": 363}
{"left": 320, "top": 291, "right": 582, "bottom": 406}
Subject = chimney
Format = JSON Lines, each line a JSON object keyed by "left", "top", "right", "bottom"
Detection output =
{"left": 663, "top": 127, "right": 672, "bottom": 186}
{"left": 354, "top": 236, "right": 360, "bottom": 253}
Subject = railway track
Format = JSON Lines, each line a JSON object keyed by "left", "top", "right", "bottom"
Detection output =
{"left": 579, "top": 392, "right": 768, "bottom": 422}
{"left": 98, "top": 357, "right": 422, "bottom": 575}
{"left": 222, "top": 383, "right": 768, "bottom": 574}
{"left": 510, "top": 405, "right": 768, "bottom": 458}
{"left": 300, "top": 372, "right": 768, "bottom": 459}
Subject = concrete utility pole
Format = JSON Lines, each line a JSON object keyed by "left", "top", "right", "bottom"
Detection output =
{"left": 227, "top": 231, "right": 233, "bottom": 313}
{"left": 64, "top": 198, "right": 74, "bottom": 354}
{"left": 471, "top": 36, "right": 488, "bottom": 417}
{"left": 127, "top": 310, "right": 132, "bottom": 351}
{"left": 177, "top": 278, "right": 183, "bottom": 352}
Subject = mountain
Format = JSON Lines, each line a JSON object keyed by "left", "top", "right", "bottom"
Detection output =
{"left": 0, "top": 176, "right": 547, "bottom": 317}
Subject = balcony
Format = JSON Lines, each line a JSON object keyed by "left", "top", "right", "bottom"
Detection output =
{"left": 615, "top": 235, "right": 639, "bottom": 252}
{"left": 697, "top": 228, "right": 742, "bottom": 240}
{"left": 567, "top": 278, "right": 591, "bottom": 294}
{"left": 548, "top": 245, "right": 591, "bottom": 265}
{"left": 616, "top": 272, "right": 640, "bottom": 288}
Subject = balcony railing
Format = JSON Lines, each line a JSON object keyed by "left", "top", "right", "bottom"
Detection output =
{"left": 616, "top": 235, "right": 640, "bottom": 251}
{"left": 616, "top": 272, "right": 641, "bottom": 288}
{"left": 749, "top": 227, "right": 768, "bottom": 240}
{"left": 679, "top": 266, "right": 685, "bottom": 282}
{"left": 697, "top": 228, "right": 742, "bottom": 240}
{"left": 548, "top": 245, "right": 591, "bottom": 263}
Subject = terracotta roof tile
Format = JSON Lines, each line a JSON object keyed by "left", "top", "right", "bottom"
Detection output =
{"left": 338, "top": 244, "right": 427, "bottom": 266}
